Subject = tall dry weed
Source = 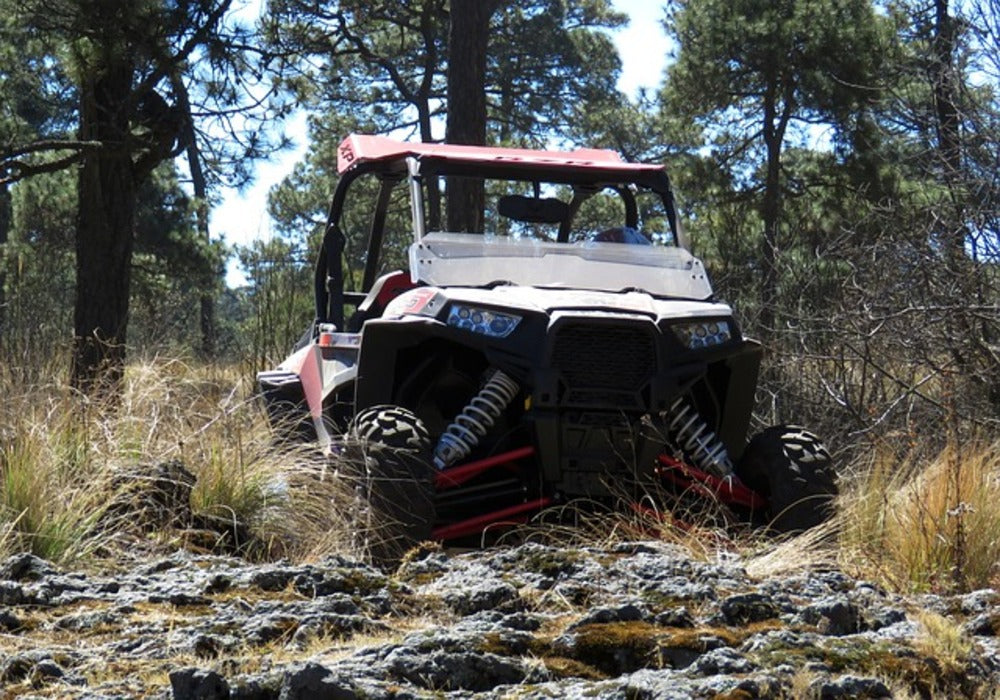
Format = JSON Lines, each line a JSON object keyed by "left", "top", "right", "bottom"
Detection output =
{"left": 0, "top": 356, "right": 362, "bottom": 566}
{"left": 838, "top": 438, "right": 1000, "bottom": 593}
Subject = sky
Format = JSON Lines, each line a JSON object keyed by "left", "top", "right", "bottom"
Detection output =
{"left": 213, "top": 1, "right": 672, "bottom": 285}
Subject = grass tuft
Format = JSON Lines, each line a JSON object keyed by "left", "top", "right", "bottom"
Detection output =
{"left": 838, "top": 439, "right": 1000, "bottom": 593}
{"left": 743, "top": 518, "right": 840, "bottom": 580}
{"left": 913, "top": 610, "right": 972, "bottom": 671}
{"left": 0, "top": 390, "right": 114, "bottom": 563}
{"left": 0, "top": 357, "right": 363, "bottom": 567}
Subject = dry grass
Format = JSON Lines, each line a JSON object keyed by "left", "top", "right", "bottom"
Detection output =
{"left": 913, "top": 610, "right": 973, "bottom": 670}
{"left": 505, "top": 475, "right": 768, "bottom": 566}
{"left": 0, "top": 376, "right": 117, "bottom": 563}
{"left": 787, "top": 668, "right": 819, "bottom": 699}
{"left": 0, "top": 356, "right": 362, "bottom": 567}
{"left": 459, "top": 435, "right": 1000, "bottom": 595}
{"left": 3, "top": 353, "right": 999, "bottom": 598}
{"left": 512, "top": 434, "right": 1000, "bottom": 598}
{"left": 837, "top": 439, "right": 1000, "bottom": 593}
{"left": 743, "top": 518, "right": 840, "bottom": 580}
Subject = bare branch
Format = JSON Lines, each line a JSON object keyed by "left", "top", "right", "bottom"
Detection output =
{"left": 1, "top": 139, "right": 104, "bottom": 160}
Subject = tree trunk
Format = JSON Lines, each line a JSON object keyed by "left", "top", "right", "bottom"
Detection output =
{"left": 757, "top": 72, "right": 795, "bottom": 338}
{"left": 0, "top": 183, "right": 10, "bottom": 346}
{"left": 418, "top": 105, "right": 442, "bottom": 231}
{"left": 760, "top": 135, "right": 782, "bottom": 335}
{"left": 414, "top": 1, "right": 444, "bottom": 231}
{"left": 759, "top": 85, "right": 783, "bottom": 336}
{"left": 929, "top": 0, "right": 995, "bottom": 411}
{"left": 932, "top": 0, "right": 967, "bottom": 267}
{"left": 72, "top": 62, "right": 136, "bottom": 391}
{"left": 933, "top": 0, "right": 962, "bottom": 180}
{"left": 445, "top": 0, "right": 496, "bottom": 233}
{"left": 174, "top": 75, "right": 216, "bottom": 358}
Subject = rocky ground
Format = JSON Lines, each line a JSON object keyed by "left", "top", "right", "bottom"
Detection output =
{"left": 2, "top": 541, "right": 1000, "bottom": 699}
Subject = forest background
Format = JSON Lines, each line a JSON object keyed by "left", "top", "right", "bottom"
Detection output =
{"left": 0, "top": 0, "right": 998, "bottom": 592}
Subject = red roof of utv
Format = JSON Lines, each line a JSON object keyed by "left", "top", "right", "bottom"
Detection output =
{"left": 336, "top": 134, "right": 665, "bottom": 175}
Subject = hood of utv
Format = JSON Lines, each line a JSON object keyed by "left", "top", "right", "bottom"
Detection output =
{"left": 389, "top": 285, "right": 733, "bottom": 320}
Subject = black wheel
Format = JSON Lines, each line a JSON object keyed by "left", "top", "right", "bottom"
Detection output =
{"left": 347, "top": 405, "right": 435, "bottom": 567}
{"left": 735, "top": 425, "right": 837, "bottom": 534}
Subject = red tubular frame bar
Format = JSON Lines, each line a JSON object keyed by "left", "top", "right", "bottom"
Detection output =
{"left": 432, "top": 497, "right": 553, "bottom": 540}
{"left": 656, "top": 454, "right": 766, "bottom": 510}
{"left": 435, "top": 446, "right": 534, "bottom": 490}
{"left": 428, "top": 447, "right": 765, "bottom": 542}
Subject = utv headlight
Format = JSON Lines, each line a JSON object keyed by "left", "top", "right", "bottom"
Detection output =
{"left": 446, "top": 305, "right": 521, "bottom": 338}
{"left": 672, "top": 320, "right": 732, "bottom": 350}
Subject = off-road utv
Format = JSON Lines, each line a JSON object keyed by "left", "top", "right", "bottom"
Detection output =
{"left": 259, "top": 134, "right": 837, "bottom": 561}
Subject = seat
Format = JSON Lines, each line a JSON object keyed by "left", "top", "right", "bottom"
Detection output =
{"left": 348, "top": 270, "right": 417, "bottom": 331}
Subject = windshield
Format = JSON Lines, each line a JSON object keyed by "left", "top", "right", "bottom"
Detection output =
{"left": 410, "top": 232, "right": 712, "bottom": 300}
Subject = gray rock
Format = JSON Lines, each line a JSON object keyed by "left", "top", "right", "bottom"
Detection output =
{"left": 799, "top": 596, "right": 860, "bottom": 635}
{"left": 242, "top": 613, "right": 301, "bottom": 646}
{"left": 741, "top": 628, "right": 824, "bottom": 654}
{"left": 395, "top": 550, "right": 450, "bottom": 583}
{"left": 861, "top": 605, "right": 906, "bottom": 632}
{"left": 149, "top": 592, "right": 212, "bottom": 606}
{"left": 250, "top": 568, "right": 297, "bottom": 592}
{"left": 815, "top": 674, "right": 892, "bottom": 699}
{"left": 729, "top": 675, "right": 788, "bottom": 698}
{"left": 0, "top": 608, "right": 24, "bottom": 631}
{"left": 191, "top": 634, "right": 229, "bottom": 659}
{"left": 493, "top": 610, "right": 544, "bottom": 631}
{"left": 228, "top": 677, "right": 278, "bottom": 700}
{"left": 568, "top": 602, "right": 648, "bottom": 628}
{"left": 653, "top": 606, "right": 695, "bottom": 628}
{"left": 617, "top": 668, "right": 697, "bottom": 700}
{"left": 719, "top": 592, "right": 779, "bottom": 625}
{"left": 644, "top": 579, "right": 717, "bottom": 603}
{"left": 443, "top": 579, "right": 520, "bottom": 616}
{"left": 170, "top": 667, "right": 230, "bottom": 700}
{"left": 1, "top": 653, "right": 35, "bottom": 684}
{"left": 384, "top": 648, "right": 536, "bottom": 691}
{"left": 660, "top": 632, "right": 729, "bottom": 670}
{"left": 293, "top": 566, "right": 386, "bottom": 598}
{"left": 204, "top": 574, "right": 232, "bottom": 594}
{"left": 313, "top": 593, "right": 360, "bottom": 616}
{"left": 289, "top": 613, "right": 388, "bottom": 647}
{"left": 0, "top": 580, "right": 46, "bottom": 606}
{"left": 5, "top": 541, "right": 1000, "bottom": 699}
{"left": 959, "top": 589, "right": 998, "bottom": 614}
{"left": 0, "top": 552, "right": 56, "bottom": 581}
{"left": 145, "top": 557, "right": 183, "bottom": 574}
{"left": 964, "top": 612, "right": 1000, "bottom": 637}
{"left": 658, "top": 644, "right": 704, "bottom": 670}
{"left": 55, "top": 608, "right": 125, "bottom": 631}
{"left": 818, "top": 571, "right": 855, "bottom": 592}
{"left": 279, "top": 663, "right": 356, "bottom": 700}
{"left": 692, "top": 647, "right": 756, "bottom": 675}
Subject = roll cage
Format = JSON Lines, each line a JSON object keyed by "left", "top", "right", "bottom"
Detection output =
{"left": 315, "top": 135, "right": 685, "bottom": 330}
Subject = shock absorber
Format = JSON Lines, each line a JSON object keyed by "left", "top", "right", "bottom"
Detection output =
{"left": 662, "top": 396, "right": 734, "bottom": 478}
{"left": 433, "top": 369, "right": 520, "bottom": 469}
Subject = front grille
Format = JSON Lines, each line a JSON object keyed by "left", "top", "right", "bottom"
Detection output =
{"left": 551, "top": 324, "right": 657, "bottom": 394}
{"left": 564, "top": 388, "right": 643, "bottom": 408}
